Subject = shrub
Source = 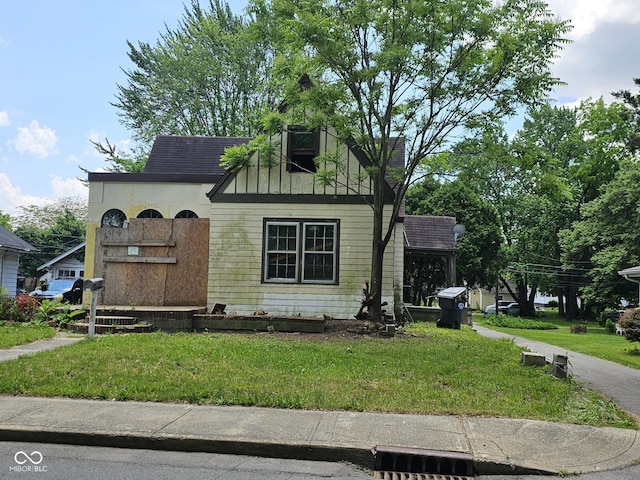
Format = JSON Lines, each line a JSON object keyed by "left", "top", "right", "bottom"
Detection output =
{"left": 483, "top": 315, "right": 558, "bottom": 330}
{"left": 547, "top": 299, "right": 558, "bottom": 308}
{"left": 0, "top": 293, "right": 40, "bottom": 322}
{"left": 605, "top": 319, "right": 616, "bottom": 334}
{"left": 619, "top": 309, "right": 640, "bottom": 343}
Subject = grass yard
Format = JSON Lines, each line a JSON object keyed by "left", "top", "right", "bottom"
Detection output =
{"left": 0, "top": 322, "right": 57, "bottom": 349}
{"left": 0, "top": 323, "right": 634, "bottom": 429}
{"left": 474, "top": 311, "right": 640, "bottom": 370}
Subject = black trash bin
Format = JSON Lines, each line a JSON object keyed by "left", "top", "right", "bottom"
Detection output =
{"left": 437, "top": 287, "right": 467, "bottom": 329}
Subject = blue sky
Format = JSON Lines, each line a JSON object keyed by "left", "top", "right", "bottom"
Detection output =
{"left": 1, "top": 0, "right": 639, "bottom": 217}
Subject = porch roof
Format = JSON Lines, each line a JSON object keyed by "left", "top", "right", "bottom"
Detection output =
{"left": 619, "top": 266, "right": 640, "bottom": 279}
{"left": 403, "top": 215, "right": 457, "bottom": 253}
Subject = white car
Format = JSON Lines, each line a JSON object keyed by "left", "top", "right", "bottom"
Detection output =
{"left": 483, "top": 301, "right": 520, "bottom": 316}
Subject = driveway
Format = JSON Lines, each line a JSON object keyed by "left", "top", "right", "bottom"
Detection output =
{"left": 474, "top": 324, "right": 640, "bottom": 417}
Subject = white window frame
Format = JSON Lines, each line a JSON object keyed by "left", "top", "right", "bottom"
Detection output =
{"left": 301, "top": 222, "right": 338, "bottom": 284}
{"left": 264, "top": 221, "right": 300, "bottom": 283}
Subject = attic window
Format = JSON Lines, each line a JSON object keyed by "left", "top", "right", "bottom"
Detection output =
{"left": 287, "top": 127, "right": 319, "bottom": 173}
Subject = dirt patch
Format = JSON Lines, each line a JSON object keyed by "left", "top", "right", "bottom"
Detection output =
{"left": 266, "top": 318, "right": 400, "bottom": 341}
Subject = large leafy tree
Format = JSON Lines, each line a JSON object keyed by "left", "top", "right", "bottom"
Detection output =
{"left": 12, "top": 198, "right": 87, "bottom": 278}
{"left": 433, "top": 121, "right": 573, "bottom": 317}
{"left": 560, "top": 160, "right": 640, "bottom": 310}
{"left": 406, "top": 179, "right": 501, "bottom": 295}
{"left": 612, "top": 77, "right": 640, "bottom": 154}
{"left": 251, "top": 0, "right": 570, "bottom": 322}
{"left": 0, "top": 211, "right": 10, "bottom": 230}
{"left": 102, "top": 0, "right": 279, "bottom": 171}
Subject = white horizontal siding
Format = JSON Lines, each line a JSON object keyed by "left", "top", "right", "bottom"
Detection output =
{"left": 208, "top": 202, "right": 400, "bottom": 318}
{"left": 0, "top": 252, "right": 19, "bottom": 296}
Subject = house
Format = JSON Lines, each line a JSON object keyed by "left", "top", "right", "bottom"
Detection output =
{"left": 36, "top": 242, "right": 85, "bottom": 283}
{"left": 0, "top": 225, "right": 37, "bottom": 296}
{"left": 85, "top": 127, "right": 407, "bottom": 320}
{"left": 404, "top": 215, "right": 459, "bottom": 288}
{"left": 619, "top": 266, "right": 640, "bottom": 304}
{"left": 469, "top": 285, "right": 516, "bottom": 312}
{"left": 84, "top": 127, "right": 460, "bottom": 323}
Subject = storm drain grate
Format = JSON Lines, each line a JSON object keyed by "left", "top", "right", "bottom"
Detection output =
{"left": 373, "top": 446, "right": 474, "bottom": 479}
{"left": 373, "top": 473, "right": 473, "bottom": 480}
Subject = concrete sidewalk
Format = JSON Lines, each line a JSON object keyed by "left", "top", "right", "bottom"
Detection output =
{"left": 1, "top": 333, "right": 640, "bottom": 475}
{"left": 1, "top": 395, "right": 639, "bottom": 476}
{"left": 0, "top": 334, "right": 83, "bottom": 363}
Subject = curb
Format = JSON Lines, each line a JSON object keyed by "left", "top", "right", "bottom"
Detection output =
{"left": 0, "top": 426, "right": 551, "bottom": 476}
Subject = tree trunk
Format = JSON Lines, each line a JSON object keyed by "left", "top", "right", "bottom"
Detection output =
{"left": 557, "top": 286, "right": 565, "bottom": 317}
{"left": 368, "top": 170, "right": 390, "bottom": 326}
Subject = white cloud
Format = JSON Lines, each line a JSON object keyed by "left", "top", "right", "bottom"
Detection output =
{"left": 0, "top": 111, "right": 8, "bottom": 127}
{"left": 13, "top": 120, "right": 58, "bottom": 158}
{"left": 50, "top": 175, "right": 88, "bottom": 200}
{"left": 548, "top": 0, "right": 640, "bottom": 38}
{"left": 542, "top": 1, "right": 640, "bottom": 107}
{"left": 0, "top": 173, "right": 51, "bottom": 217}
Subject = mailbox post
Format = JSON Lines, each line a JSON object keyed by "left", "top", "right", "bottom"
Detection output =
{"left": 83, "top": 278, "right": 104, "bottom": 340}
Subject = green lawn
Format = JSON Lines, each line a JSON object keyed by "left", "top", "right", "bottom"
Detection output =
{"left": 0, "top": 322, "right": 57, "bottom": 349}
{"left": 474, "top": 311, "right": 640, "bottom": 370}
{"left": 0, "top": 323, "right": 634, "bottom": 429}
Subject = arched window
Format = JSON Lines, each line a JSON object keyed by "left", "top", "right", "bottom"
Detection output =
{"left": 175, "top": 210, "right": 198, "bottom": 219}
{"left": 137, "top": 209, "right": 163, "bottom": 219}
{"left": 101, "top": 209, "right": 127, "bottom": 228}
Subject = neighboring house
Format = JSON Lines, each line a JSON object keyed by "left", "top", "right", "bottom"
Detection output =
{"left": 404, "top": 215, "right": 459, "bottom": 288}
{"left": 469, "top": 285, "right": 516, "bottom": 312}
{"left": 619, "top": 266, "right": 640, "bottom": 304}
{"left": 0, "top": 225, "right": 37, "bottom": 296}
{"left": 36, "top": 242, "right": 86, "bottom": 283}
{"left": 84, "top": 129, "right": 458, "bottom": 320}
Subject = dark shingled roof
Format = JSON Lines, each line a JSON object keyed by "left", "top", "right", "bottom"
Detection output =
{"left": 404, "top": 215, "right": 457, "bottom": 252}
{"left": 0, "top": 225, "right": 37, "bottom": 253}
{"left": 144, "top": 135, "right": 251, "bottom": 175}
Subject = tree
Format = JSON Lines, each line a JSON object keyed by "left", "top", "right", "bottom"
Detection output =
{"left": 249, "top": 0, "right": 570, "bottom": 323}
{"left": 560, "top": 160, "right": 640, "bottom": 310}
{"left": 509, "top": 104, "right": 584, "bottom": 318}
{"left": 406, "top": 179, "right": 501, "bottom": 291}
{"left": 612, "top": 77, "right": 640, "bottom": 153}
{"left": 0, "top": 211, "right": 11, "bottom": 230}
{"left": 100, "top": 0, "right": 280, "bottom": 171}
{"left": 12, "top": 198, "right": 87, "bottom": 278}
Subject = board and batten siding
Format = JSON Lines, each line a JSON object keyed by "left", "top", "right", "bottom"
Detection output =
{"left": 223, "top": 128, "right": 375, "bottom": 197}
{"left": 208, "top": 202, "right": 401, "bottom": 319}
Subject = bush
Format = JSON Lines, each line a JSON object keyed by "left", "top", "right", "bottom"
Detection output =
{"left": 547, "top": 299, "right": 558, "bottom": 308}
{"left": 0, "top": 293, "right": 40, "bottom": 322}
{"left": 619, "top": 309, "right": 640, "bottom": 343}
{"left": 600, "top": 309, "right": 621, "bottom": 327}
{"left": 605, "top": 319, "right": 616, "bottom": 334}
{"left": 483, "top": 315, "right": 558, "bottom": 330}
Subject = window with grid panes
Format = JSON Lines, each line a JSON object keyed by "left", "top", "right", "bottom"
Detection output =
{"left": 264, "top": 220, "right": 338, "bottom": 284}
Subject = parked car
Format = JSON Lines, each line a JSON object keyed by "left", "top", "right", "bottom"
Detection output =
{"left": 29, "top": 278, "right": 83, "bottom": 304}
{"left": 483, "top": 301, "right": 520, "bottom": 316}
